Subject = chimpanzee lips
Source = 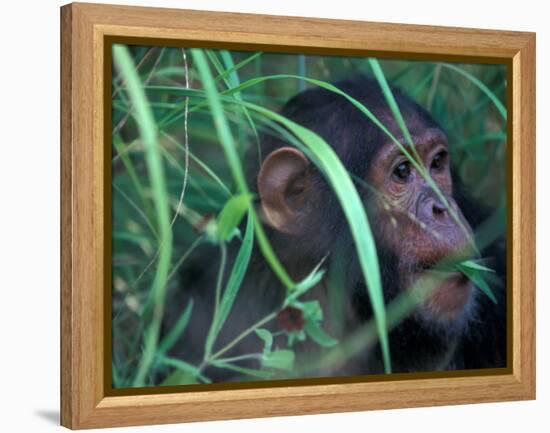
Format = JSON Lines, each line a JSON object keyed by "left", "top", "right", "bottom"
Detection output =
{"left": 411, "top": 246, "right": 478, "bottom": 275}
{"left": 409, "top": 262, "right": 469, "bottom": 289}
{"left": 412, "top": 262, "right": 435, "bottom": 273}
{"left": 406, "top": 263, "right": 474, "bottom": 322}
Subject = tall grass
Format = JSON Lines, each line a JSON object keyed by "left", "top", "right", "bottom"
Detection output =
{"left": 113, "top": 45, "right": 173, "bottom": 387}
{"left": 111, "top": 44, "right": 507, "bottom": 387}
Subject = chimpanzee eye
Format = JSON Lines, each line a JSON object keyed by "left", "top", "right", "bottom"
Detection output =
{"left": 392, "top": 161, "right": 411, "bottom": 182}
{"left": 431, "top": 151, "right": 448, "bottom": 171}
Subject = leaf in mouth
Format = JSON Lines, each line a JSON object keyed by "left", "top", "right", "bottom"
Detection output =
{"left": 456, "top": 260, "right": 498, "bottom": 304}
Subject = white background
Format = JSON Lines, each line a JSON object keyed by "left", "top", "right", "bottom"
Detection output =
{"left": 0, "top": 0, "right": 546, "bottom": 431}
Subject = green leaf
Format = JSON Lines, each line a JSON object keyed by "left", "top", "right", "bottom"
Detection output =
{"left": 158, "top": 299, "right": 193, "bottom": 355}
{"left": 255, "top": 328, "right": 273, "bottom": 355}
{"left": 113, "top": 136, "right": 155, "bottom": 226}
{"left": 158, "top": 357, "right": 211, "bottom": 384}
{"left": 288, "top": 329, "right": 306, "bottom": 347}
{"left": 369, "top": 58, "right": 418, "bottom": 161}
{"left": 304, "top": 320, "right": 338, "bottom": 348}
{"left": 368, "top": 59, "right": 480, "bottom": 254}
{"left": 262, "top": 349, "right": 295, "bottom": 371}
{"left": 113, "top": 44, "right": 173, "bottom": 388}
{"left": 191, "top": 50, "right": 247, "bottom": 200}
{"left": 211, "top": 361, "right": 274, "bottom": 378}
{"left": 459, "top": 260, "right": 495, "bottom": 273}
{"left": 440, "top": 63, "right": 507, "bottom": 119}
{"left": 173, "top": 65, "right": 391, "bottom": 373}
{"left": 218, "top": 50, "right": 261, "bottom": 154}
{"left": 191, "top": 49, "right": 295, "bottom": 290}
{"left": 216, "top": 193, "right": 252, "bottom": 241}
{"left": 161, "top": 131, "right": 232, "bottom": 197}
{"left": 300, "top": 300, "right": 323, "bottom": 322}
{"left": 219, "top": 50, "right": 241, "bottom": 89}
{"left": 457, "top": 265, "right": 498, "bottom": 304}
{"left": 285, "top": 260, "right": 326, "bottom": 304}
{"left": 214, "top": 52, "right": 262, "bottom": 85}
{"left": 205, "top": 211, "right": 255, "bottom": 357}
{"left": 160, "top": 369, "right": 199, "bottom": 386}
{"left": 294, "top": 269, "right": 325, "bottom": 294}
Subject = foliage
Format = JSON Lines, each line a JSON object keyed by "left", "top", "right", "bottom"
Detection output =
{"left": 111, "top": 45, "right": 507, "bottom": 387}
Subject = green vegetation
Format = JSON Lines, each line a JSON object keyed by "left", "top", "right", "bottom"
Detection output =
{"left": 111, "top": 45, "right": 507, "bottom": 388}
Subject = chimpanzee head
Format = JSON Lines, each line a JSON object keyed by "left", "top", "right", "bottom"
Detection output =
{"left": 252, "top": 76, "right": 478, "bottom": 335}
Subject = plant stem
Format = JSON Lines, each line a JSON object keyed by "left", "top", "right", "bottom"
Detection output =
{"left": 215, "top": 353, "right": 263, "bottom": 364}
{"left": 206, "top": 311, "right": 277, "bottom": 365}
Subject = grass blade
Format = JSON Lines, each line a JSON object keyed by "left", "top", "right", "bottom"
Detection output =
{"left": 218, "top": 50, "right": 262, "bottom": 161}
{"left": 298, "top": 55, "right": 306, "bottom": 91}
{"left": 262, "top": 349, "right": 295, "bottom": 370}
{"left": 161, "top": 131, "right": 232, "bottom": 197}
{"left": 459, "top": 260, "right": 495, "bottom": 273}
{"left": 113, "top": 136, "right": 155, "bottom": 223}
{"left": 216, "top": 193, "right": 252, "bottom": 241}
{"left": 457, "top": 265, "right": 498, "bottom": 304}
{"left": 440, "top": 63, "right": 507, "bottom": 119}
{"left": 368, "top": 59, "right": 475, "bottom": 246}
{"left": 191, "top": 51, "right": 248, "bottom": 196}
{"left": 113, "top": 44, "right": 173, "bottom": 387}
{"left": 210, "top": 361, "right": 274, "bottom": 378}
{"left": 265, "top": 118, "right": 390, "bottom": 372}
{"left": 214, "top": 52, "right": 263, "bottom": 84}
{"left": 159, "top": 357, "right": 211, "bottom": 384}
{"left": 151, "top": 70, "right": 393, "bottom": 372}
{"left": 369, "top": 59, "right": 421, "bottom": 162}
{"left": 305, "top": 320, "right": 338, "bottom": 348}
{"left": 158, "top": 299, "right": 194, "bottom": 355}
{"left": 191, "top": 49, "right": 295, "bottom": 290}
{"left": 205, "top": 211, "right": 255, "bottom": 358}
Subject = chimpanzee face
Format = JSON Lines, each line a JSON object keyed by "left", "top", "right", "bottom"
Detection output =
{"left": 256, "top": 133, "right": 477, "bottom": 329}
{"left": 256, "top": 78, "right": 481, "bottom": 332}
{"left": 366, "top": 125, "right": 477, "bottom": 324}
{"left": 256, "top": 126, "right": 478, "bottom": 329}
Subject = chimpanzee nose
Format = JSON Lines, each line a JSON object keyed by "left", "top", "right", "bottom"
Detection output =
{"left": 417, "top": 190, "right": 450, "bottom": 224}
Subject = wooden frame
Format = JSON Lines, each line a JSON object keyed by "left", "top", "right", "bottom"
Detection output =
{"left": 60, "top": 2, "right": 536, "bottom": 429}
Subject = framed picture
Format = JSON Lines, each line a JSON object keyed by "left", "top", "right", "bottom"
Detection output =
{"left": 60, "top": 2, "right": 536, "bottom": 429}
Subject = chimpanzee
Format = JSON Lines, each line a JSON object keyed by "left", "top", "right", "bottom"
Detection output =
{"left": 162, "top": 76, "right": 507, "bottom": 383}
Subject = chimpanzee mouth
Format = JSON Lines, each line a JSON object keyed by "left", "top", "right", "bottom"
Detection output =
{"left": 411, "top": 257, "right": 473, "bottom": 279}
{"left": 410, "top": 262, "right": 471, "bottom": 289}
{"left": 407, "top": 263, "right": 474, "bottom": 322}
{"left": 414, "top": 264, "right": 466, "bottom": 278}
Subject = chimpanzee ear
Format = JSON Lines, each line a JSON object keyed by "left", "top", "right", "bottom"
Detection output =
{"left": 257, "top": 147, "right": 312, "bottom": 234}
